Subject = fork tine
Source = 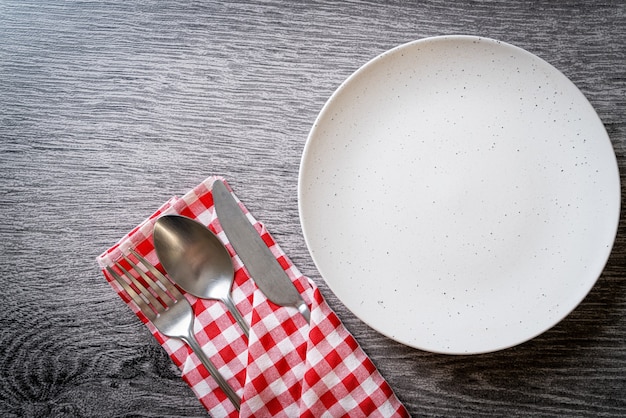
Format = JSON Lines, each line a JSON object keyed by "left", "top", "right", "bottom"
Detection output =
{"left": 122, "top": 253, "right": 173, "bottom": 304}
{"left": 129, "top": 248, "right": 185, "bottom": 300}
{"left": 106, "top": 266, "right": 157, "bottom": 322}
{"left": 114, "top": 261, "right": 164, "bottom": 312}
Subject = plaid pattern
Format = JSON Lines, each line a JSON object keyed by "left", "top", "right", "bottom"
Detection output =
{"left": 97, "top": 176, "right": 409, "bottom": 418}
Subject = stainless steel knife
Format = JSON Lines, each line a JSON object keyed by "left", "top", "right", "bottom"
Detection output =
{"left": 212, "top": 179, "right": 310, "bottom": 323}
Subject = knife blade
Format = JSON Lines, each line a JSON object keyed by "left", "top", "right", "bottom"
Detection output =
{"left": 212, "top": 179, "right": 310, "bottom": 323}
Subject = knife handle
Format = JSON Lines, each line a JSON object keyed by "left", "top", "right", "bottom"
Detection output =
{"left": 297, "top": 300, "right": 311, "bottom": 323}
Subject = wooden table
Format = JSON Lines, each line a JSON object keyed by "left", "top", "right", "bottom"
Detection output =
{"left": 1, "top": 1, "right": 625, "bottom": 416}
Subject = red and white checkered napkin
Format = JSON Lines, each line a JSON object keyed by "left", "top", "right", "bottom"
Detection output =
{"left": 97, "top": 176, "right": 409, "bottom": 418}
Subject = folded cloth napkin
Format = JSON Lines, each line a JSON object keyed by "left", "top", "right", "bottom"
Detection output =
{"left": 97, "top": 176, "right": 409, "bottom": 418}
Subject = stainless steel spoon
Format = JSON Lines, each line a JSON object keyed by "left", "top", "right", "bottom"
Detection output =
{"left": 153, "top": 215, "right": 249, "bottom": 337}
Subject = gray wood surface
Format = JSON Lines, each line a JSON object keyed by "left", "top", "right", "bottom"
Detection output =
{"left": 1, "top": 1, "right": 625, "bottom": 416}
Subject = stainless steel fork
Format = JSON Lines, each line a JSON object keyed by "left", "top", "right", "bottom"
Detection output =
{"left": 106, "top": 249, "right": 241, "bottom": 410}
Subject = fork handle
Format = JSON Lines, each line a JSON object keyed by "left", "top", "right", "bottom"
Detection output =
{"left": 184, "top": 334, "right": 241, "bottom": 411}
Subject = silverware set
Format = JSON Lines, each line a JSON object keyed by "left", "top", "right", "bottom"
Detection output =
{"left": 105, "top": 180, "right": 310, "bottom": 411}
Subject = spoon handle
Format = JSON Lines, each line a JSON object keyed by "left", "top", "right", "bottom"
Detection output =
{"left": 224, "top": 293, "right": 249, "bottom": 337}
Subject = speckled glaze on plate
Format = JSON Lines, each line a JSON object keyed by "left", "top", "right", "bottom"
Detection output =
{"left": 298, "top": 36, "right": 620, "bottom": 354}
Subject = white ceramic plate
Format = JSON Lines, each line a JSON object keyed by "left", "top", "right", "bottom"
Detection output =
{"left": 298, "top": 36, "right": 620, "bottom": 354}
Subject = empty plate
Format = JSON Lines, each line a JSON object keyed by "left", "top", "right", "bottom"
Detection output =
{"left": 298, "top": 35, "right": 620, "bottom": 354}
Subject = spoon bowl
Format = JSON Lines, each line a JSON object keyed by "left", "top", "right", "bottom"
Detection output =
{"left": 153, "top": 215, "right": 249, "bottom": 337}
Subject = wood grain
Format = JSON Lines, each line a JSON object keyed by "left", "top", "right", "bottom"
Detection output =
{"left": 1, "top": 0, "right": 625, "bottom": 416}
